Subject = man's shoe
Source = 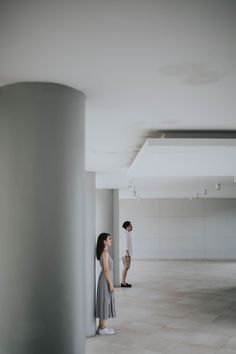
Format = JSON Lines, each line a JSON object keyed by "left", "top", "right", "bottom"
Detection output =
{"left": 121, "top": 283, "right": 132, "bottom": 288}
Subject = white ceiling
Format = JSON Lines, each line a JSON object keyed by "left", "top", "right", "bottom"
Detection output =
{"left": 129, "top": 139, "right": 236, "bottom": 178}
{"left": 1, "top": 0, "right": 236, "bottom": 198}
{"left": 122, "top": 138, "right": 236, "bottom": 199}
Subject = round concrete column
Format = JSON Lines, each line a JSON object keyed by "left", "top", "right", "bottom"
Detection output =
{"left": 0, "top": 83, "right": 85, "bottom": 354}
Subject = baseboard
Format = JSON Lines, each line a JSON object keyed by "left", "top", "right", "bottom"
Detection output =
{"left": 133, "top": 257, "right": 236, "bottom": 261}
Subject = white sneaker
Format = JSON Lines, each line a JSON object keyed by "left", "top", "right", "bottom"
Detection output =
{"left": 107, "top": 327, "right": 116, "bottom": 334}
{"left": 98, "top": 327, "right": 115, "bottom": 335}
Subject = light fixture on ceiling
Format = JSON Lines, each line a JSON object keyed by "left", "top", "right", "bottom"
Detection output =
{"left": 128, "top": 180, "right": 133, "bottom": 189}
{"left": 215, "top": 183, "right": 221, "bottom": 190}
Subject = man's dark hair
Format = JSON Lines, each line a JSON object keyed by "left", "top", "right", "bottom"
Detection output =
{"left": 122, "top": 221, "right": 131, "bottom": 230}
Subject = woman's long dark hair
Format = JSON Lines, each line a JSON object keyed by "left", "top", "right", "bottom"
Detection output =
{"left": 96, "top": 233, "right": 110, "bottom": 260}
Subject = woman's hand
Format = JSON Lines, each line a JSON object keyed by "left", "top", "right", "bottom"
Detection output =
{"left": 109, "top": 284, "right": 115, "bottom": 293}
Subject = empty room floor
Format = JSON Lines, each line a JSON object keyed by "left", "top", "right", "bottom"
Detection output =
{"left": 86, "top": 261, "right": 236, "bottom": 354}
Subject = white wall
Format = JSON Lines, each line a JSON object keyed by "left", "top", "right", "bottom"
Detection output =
{"left": 120, "top": 198, "right": 236, "bottom": 260}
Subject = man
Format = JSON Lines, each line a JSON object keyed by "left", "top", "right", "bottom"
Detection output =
{"left": 121, "top": 221, "right": 133, "bottom": 288}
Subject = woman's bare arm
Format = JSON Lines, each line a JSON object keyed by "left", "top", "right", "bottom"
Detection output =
{"left": 102, "top": 252, "right": 114, "bottom": 292}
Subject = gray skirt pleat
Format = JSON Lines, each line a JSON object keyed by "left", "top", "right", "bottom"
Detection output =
{"left": 96, "top": 272, "right": 116, "bottom": 320}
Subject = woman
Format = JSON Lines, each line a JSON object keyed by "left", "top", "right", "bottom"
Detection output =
{"left": 96, "top": 233, "right": 116, "bottom": 335}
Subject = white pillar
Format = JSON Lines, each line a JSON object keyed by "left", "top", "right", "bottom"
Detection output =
{"left": 112, "top": 190, "right": 120, "bottom": 287}
{"left": 0, "top": 82, "right": 85, "bottom": 354}
{"left": 96, "top": 190, "right": 113, "bottom": 238}
{"left": 95, "top": 189, "right": 120, "bottom": 286}
{"left": 85, "top": 172, "right": 96, "bottom": 337}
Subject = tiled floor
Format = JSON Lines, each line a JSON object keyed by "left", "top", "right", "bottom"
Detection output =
{"left": 86, "top": 261, "right": 236, "bottom": 354}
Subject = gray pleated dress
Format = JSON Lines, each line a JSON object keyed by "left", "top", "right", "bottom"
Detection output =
{"left": 96, "top": 252, "right": 116, "bottom": 320}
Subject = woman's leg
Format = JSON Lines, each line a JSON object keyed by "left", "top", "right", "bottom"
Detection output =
{"left": 99, "top": 319, "right": 105, "bottom": 329}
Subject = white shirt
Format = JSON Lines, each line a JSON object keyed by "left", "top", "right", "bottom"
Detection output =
{"left": 122, "top": 229, "right": 133, "bottom": 257}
